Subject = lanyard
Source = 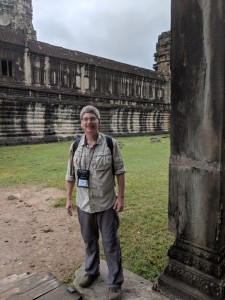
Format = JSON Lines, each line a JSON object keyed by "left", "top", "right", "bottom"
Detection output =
{"left": 80, "top": 144, "right": 96, "bottom": 170}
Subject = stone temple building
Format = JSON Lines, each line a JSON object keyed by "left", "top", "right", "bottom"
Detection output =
{"left": 0, "top": 0, "right": 171, "bottom": 145}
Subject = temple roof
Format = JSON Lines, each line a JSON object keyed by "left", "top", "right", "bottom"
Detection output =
{"left": 0, "top": 25, "right": 164, "bottom": 80}
{"left": 0, "top": 26, "right": 26, "bottom": 45}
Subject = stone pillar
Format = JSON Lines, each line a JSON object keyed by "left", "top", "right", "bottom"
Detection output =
{"left": 158, "top": 1, "right": 225, "bottom": 299}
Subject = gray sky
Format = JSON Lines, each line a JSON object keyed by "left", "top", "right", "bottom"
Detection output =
{"left": 32, "top": 0, "right": 171, "bottom": 70}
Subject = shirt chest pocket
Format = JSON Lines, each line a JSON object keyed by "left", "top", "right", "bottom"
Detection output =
{"left": 93, "top": 152, "right": 112, "bottom": 171}
{"left": 74, "top": 150, "right": 83, "bottom": 169}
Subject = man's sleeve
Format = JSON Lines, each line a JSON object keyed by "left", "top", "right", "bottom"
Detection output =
{"left": 113, "top": 139, "right": 126, "bottom": 175}
{"left": 65, "top": 143, "right": 75, "bottom": 181}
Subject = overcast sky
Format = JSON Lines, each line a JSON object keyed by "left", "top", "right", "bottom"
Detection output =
{"left": 32, "top": 0, "right": 171, "bottom": 70}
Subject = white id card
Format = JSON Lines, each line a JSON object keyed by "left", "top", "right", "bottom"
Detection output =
{"left": 77, "top": 178, "right": 89, "bottom": 188}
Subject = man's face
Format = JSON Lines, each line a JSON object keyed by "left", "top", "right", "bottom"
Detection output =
{"left": 80, "top": 112, "right": 100, "bottom": 134}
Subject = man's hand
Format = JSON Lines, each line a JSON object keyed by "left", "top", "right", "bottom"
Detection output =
{"left": 114, "top": 173, "right": 125, "bottom": 212}
{"left": 113, "top": 196, "right": 124, "bottom": 212}
{"left": 66, "top": 181, "right": 75, "bottom": 216}
{"left": 66, "top": 200, "right": 74, "bottom": 216}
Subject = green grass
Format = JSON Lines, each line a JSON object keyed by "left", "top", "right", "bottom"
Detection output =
{"left": 0, "top": 135, "right": 174, "bottom": 282}
{"left": 117, "top": 135, "right": 174, "bottom": 280}
{"left": 0, "top": 142, "right": 70, "bottom": 189}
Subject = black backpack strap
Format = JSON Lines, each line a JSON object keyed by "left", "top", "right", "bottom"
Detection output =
{"left": 72, "top": 138, "right": 81, "bottom": 156}
{"left": 105, "top": 135, "right": 115, "bottom": 176}
{"left": 105, "top": 135, "right": 113, "bottom": 155}
{"left": 69, "top": 138, "right": 81, "bottom": 178}
{"left": 69, "top": 138, "right": 80, "bottom": 178}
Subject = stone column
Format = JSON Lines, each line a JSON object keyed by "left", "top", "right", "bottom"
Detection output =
{"left": 158, "top": 1, "right": 225, "bottom": 299}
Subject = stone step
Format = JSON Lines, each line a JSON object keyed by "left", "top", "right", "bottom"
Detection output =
{"left": 73, "top": 260, "right": 170, "bottom": 300}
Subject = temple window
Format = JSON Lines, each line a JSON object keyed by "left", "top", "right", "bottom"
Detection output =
{"left": 113, "top": 77, "right": 118, "bottom": 94}
{"left": 1, "top": 59, "right": 13, "bottom": 76}
{"left": 51, "top": 70, "right": 58, "bottom": 85}
{"left": 62, "top": 72, "right": 69, "bottom": 87}
{"left": 149, "top": 85, "right": 153, "bottom": 98}
{"left": 84, "top": 66, "right": 89, "bottom": 77}
{"left": 33, "top": 67, "right": 40, "bottom": 84}
{"left": 136, "top": 84, "right": 141, "bottom": 96}
{"left": 142, "top": 84, "right": 147, "bottom": 98}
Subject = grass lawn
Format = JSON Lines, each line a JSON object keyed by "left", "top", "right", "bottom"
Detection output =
{"left": 0, "top": 135, "right": 174, "bottom": 282}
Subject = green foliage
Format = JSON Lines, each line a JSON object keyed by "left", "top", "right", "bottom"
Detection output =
{"left": 0, "top": 135, "right": 174, "bottom": 282}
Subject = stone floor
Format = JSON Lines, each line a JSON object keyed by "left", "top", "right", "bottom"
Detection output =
{"left": 72, "top": 260, "right": 171, "bottom": 300}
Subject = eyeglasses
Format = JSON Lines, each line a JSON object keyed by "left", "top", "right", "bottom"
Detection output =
{"left": 82, "top": 117, "right": 98, "bottom": 122}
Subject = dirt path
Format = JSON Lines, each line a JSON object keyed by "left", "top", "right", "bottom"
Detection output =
{"left": 0, "top": 185, "right": 84, "bottom": 282}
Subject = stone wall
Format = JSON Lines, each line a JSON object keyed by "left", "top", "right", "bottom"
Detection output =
{"left": 0, "top": 88, "right": 170, "bottom": 146}
{"left": 0, "top": 24, "right": 170, "bottom": 146}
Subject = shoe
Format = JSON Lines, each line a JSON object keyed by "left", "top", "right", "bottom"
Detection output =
{"left": 79, "top": 273, "right": 99, "bottom": 288}
{"left": 108, "top": 287, "right": 122, "bottom": 300}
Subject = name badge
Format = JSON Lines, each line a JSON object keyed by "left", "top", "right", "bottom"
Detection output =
{"left": 77, "top": 169, "right": 90, "bottom": 188}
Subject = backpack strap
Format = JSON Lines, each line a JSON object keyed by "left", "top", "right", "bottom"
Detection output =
{"left": 72, "top": 137, "right": 81, "bottom": 156}
{"left": 69, "top": 138, "right": 81, "bottom": 178}
{"left": 105, "top": 135, "right": 113, "bottom": 155}
{"left": 105, "top": 135, "right": 115, "bottom": 176}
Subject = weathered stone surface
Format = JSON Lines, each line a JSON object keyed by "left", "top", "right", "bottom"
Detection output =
{"left": 73, "top": 260, "right": 169, "bottom": 300}
{"left": 0, "top": 0, "right": 36, "bottom": 40}
{"left": 154, "top": 31, "right": 171, "bottom": 77}
{"left": 158, "top": 0, "right": 225, "bottom": 299}
{"left": 154, "top": 31, "right": 171, "bottom": 103}
{"left": 0, "top": 96, "right": 170, "bottom": 145}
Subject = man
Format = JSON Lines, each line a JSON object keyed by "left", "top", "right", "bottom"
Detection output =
{"left": 65, "top": 105, "right": 126, "bottom": 300}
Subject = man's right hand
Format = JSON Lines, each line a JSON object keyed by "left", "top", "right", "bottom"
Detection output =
{"left": 66, "top": 181, "right": 75, "bottom": 216}
{"left": 66, "top": 200, "right": 74, "bottom": 216}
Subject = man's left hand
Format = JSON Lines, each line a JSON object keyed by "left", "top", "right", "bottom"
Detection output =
{"left": 113, "top": 197, "right": 124, "bottom": 212}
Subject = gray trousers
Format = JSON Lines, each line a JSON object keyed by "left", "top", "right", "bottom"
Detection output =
{"left": 77, "top": 206, "right": 124, "bottom": 287}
